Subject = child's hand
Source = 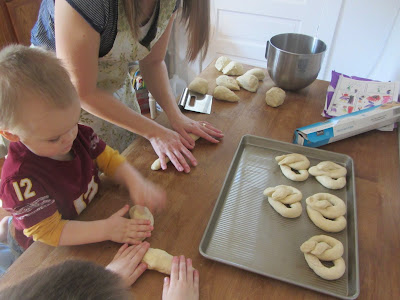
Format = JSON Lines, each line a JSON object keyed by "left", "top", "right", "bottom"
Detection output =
{"left": 105, "top": 242, "right": 150, "bottom": 287}
{"left": 129, "top": 178, "right": 167, "bottom": 214}
{"left": 106, "top": 205, "right": 153, "bottom": 244}
{"left": 162, "top": 255, "right": 200, "bottom": 300}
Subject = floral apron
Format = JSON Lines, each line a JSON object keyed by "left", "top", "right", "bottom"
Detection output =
{"left": 79, "top": 0, "right": 176, "bottom": 153}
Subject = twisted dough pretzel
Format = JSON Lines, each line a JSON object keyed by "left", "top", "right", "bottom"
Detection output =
{"left": 263, "top": 185, "right": 303, "bottom": 218}
{"left": 275, "top": 153, "right": 310, "bottom": 181}
{"left": 306, "top": 193, "right": 347, "bottom": 232}
{"left": 300, "top": 235, "right": 345, "bottom": 280}
{"left": 309, "top": 161, "right": 347, "bottom": 189}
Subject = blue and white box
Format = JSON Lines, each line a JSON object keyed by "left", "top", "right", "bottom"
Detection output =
{"left": 293, "top": 104, "right": 400, "bottom": 147}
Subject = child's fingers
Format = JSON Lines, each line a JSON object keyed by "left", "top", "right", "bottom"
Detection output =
{"left": 179, "top": 255, "right": 187, "bottom": 281}
{"left": 113, "top": 243, "right": 129, "bottom": 259}
{"left": 130, "top": 219, "right": 151, "bottom": 226}
{"left": 129, "top": 223, "right": 153, "bottom": 232}
{"left": 186, "top": 258, "right": 194, "bottom": 285}
{"left": 126, "top": 241, "right": 150, "bottom": 262}
{"left": 162, "top": 277, "right": 170, "bottom": 298}
{"left": 170, "top": 256, "right": 179, "bottom": 282}
{"left": 193, "top": 269, "right": 200, "bottom": 296}
{"left": 127, "top": 262, "right": 148, "bottom": 285}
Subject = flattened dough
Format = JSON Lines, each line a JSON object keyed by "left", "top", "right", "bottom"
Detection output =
{"left": 215, "top": 56, "right": 231, "bottom": 71}
{"left": 216, "top": 75, "right": 240, "bottom": 91}
{"left": 236, "top": 74, "right": 259, "bottom": 92}
{"left": 142, "top": 248, "right": 173, "bottom": 274}
{"left": 222, "top": 61, "right": 244, "bottom": 76}
{"left": 265, "top": 87, "right": 286, "bottom": 108}
{"left": 188, "top": 77, "right": 208, "bottom": 94}
{"left": 213, "top": 86, "right": 240, "bottom": 102}
{"left": 244, "top": 68, "right": 265, "bottom": 80}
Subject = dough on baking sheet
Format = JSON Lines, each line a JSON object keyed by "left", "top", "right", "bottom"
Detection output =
{"left": 188, "top": 77, "right": 208, "bottom": 94}
{"left": 142, "top": 248, "right": 173, "bottom": 274}
{"left": 236, "top": 74, "right": 259, "bottom": 92}
{"left": 216, "top": 75, "right": 240, "bottom": 91}
{"left": 222, "top": 61, "right": 245, "bottom": 76}
{"left": 213, "top": 86, "right": 240, "bottom": 102}
{"left": 151, "top": 134, "right": 200, "bottom": 170}
{"left": 263, "top": 185, "right": 303, "bottom": 218}
{"left": 265, "top": 87, "right": 286, "bottom": 108}
{"left": 215, "top": 56, "right": 232, "bottom": 71}
{"left": 244, "top": 68, "right": 265, "bottom": 80}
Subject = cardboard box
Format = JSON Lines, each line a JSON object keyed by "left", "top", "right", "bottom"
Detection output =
{"left": 293, "top": 103, "right": 400, "bottom": 147}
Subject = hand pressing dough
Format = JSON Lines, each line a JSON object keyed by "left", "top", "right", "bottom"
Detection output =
{"left": 244, "top": 68, "right": 265, "bottom": 80}
{"left": 213, "top": 86, "right": 240, "bottom": 102}
{"left": 151, "top": 133, "right": 200, "bottom": 170}
{"left": 222, "top": 61, "right": 244, "bottom": 76}
{"left": 188, "top": 77, "right": 208, "bottom": 94}
{"left": 216, "top": 75, "right": 240, "bottom": 91}
{"left": 275, "top": 153, "right": 310, "bottom": 181}
{"left": 306, "top": 193, "right": 347, "bottom": 232}
{"left": 265, "top": 87, "right": 286, "bottom": 108}
{"left": 263, "top": 185, "right": 302, "bottom": 218}
{"left": 300, "top": 235, "right": 345, "bottom": 280}
{"left": 236, "top": 74, "right": 259, "bottom": 92}
{"left": 215, "top": 56, "right": 231, "bottom": 71}
{"left": 142, "top": 248, "right": 173, "bottom": 274}
{"left": 309, "top": 161, "right": 347, "bottom": 189}
{"left": 129, "top": 205, "right": 154, "bottom": 241}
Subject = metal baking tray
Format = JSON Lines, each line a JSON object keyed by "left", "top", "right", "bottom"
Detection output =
{"left": 199, "top": 135, "right": 359, "bottom": 299}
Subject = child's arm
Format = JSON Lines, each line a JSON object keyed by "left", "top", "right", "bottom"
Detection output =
{"left": 95, "top": 145, "right": 167, "bottom": 214}
{"left": 58, "top": 205, "right": 153, "bottom": 246}
{"left": 113, "top": 162, "right": 167, "bottom": 214}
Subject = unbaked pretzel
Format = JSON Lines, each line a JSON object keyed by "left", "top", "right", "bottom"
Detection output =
{"left": 309, "top": 161, "right": 347, "bottom": 189}
{"left": 275, "top": 153, "right": 310, "bottom": 181}
{"left": 263, "top": 185, "right": 302, "bottom": 218}
{"left": 306, "top": 193, "right": 347, "bottom": 232}
{"left": 300, "top": 235, "right": 345, "bottom": 280}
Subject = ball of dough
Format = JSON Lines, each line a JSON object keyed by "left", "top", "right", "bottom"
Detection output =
{"left": 216, "top": 75, "right": 240, "bottom": 91}
{"left": 265, "top": 87, "right": 286, "bottom": 107}
{"left": 236, "top": 74, "right": 259, "bottom": 92}
{"left": 213, "top": 86, "right": 240, "bottom": 102}
{"left": 244, "top": 68, "right": 265, "bottom": 80}
{"left": 129, "top": 206, "right": 154, "bottom": 241}
{"left": 222, "top": 61, "right": 244, "bottom": 75}
{"left": 188, "top": 77, "right": 208, "bottom": 94}
{"left": 215, "top": 56, "right": 232, "bottom": 71}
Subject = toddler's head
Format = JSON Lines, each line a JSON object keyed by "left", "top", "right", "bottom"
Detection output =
{"left": 0, "top": 45, "right": 81, "bottom": 160}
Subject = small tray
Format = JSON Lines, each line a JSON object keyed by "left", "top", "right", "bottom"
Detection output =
{"left": 199, "top": 135, "right": 359, "bottom": 299}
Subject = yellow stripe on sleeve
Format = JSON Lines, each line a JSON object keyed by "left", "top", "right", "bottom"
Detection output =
{"left": 96, "top": 145, "right": 126, "bottom": 176}
{"left": 23, "top": 211, "right": 68, "bottom": 247}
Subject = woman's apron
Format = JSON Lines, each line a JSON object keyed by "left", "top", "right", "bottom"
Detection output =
{"left": 79, "top": 0, "right": 176, "bottom": 153}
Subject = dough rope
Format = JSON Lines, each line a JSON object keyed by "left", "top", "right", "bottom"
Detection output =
{"left": 142, "top": 248, "right": 173, "bottom": 274}
{"left": 306, "top": 193, "right": 347, "bottom": 232}
{"left": 275, "top": 153, "right": 310, "bottom": 181}
{"left": 300, "top": 235, "right": 346, "bottom": 280}
{"left": 309, "top": 161, "right": 347, "bottom": 189}
{"left": 263, "top": 185, "right": 302, "bottom": 218}
{"left": 151, "top": 134, "right": 200, "bottom": 170}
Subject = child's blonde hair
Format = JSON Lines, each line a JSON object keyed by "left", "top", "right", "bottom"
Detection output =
{"left": 0, "top": 45, "right": 78, "bottom": 131}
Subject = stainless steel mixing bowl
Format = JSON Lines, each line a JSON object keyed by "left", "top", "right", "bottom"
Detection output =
{"left": 265, "top": 33, "right": 327, "bottom": 90}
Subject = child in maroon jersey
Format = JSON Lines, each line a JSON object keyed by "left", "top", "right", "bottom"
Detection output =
{"left": 0, "top": 45, "right": 166, "bottom": 261}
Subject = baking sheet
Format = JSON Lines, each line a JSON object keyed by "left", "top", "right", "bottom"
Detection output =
{"left": 199, "top": 135, "right": 359, "bottom": 299}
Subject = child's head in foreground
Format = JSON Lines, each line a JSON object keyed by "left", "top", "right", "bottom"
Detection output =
{"left": 0, "top": 44, "right": 81, "bottom": 160}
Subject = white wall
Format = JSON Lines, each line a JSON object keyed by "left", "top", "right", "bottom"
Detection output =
{"left": 169, "top": 0, "right": 400, "bottom": 84}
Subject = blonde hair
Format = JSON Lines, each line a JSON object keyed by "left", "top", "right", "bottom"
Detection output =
{"left": 122, "top": 0, "right": 210, "bottom": 61}
{"left": 0, "top": 45, "right": 78, "bottom": 131}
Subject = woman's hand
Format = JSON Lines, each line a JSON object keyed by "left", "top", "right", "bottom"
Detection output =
{"left": 170, "top": 113, "right": 224, "bottom": 148}
{"left": 106, "top": 205, "right": 153, "bottom": 244}
{"left": 106, "top": 242, "right": 150, "bottom": 287}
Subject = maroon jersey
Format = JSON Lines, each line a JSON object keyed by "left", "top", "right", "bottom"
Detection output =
{"left": 0, "top": 125, "right": 106, "bottom": 249}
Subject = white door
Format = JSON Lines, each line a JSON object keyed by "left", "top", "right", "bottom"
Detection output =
{"left": 204, "top": 0, "right": 342, "bottom": 80}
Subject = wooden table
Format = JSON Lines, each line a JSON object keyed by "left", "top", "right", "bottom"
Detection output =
{"left": 1, "top": 62, "right": 399, "bottom": 300}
